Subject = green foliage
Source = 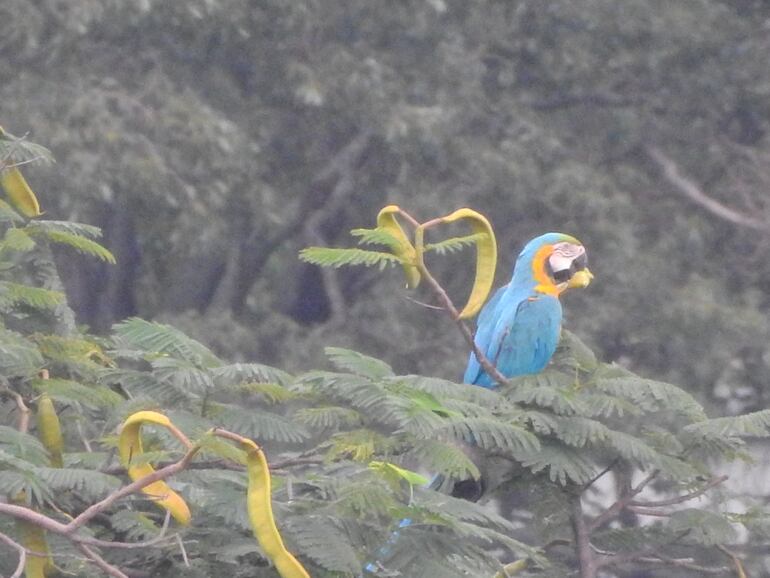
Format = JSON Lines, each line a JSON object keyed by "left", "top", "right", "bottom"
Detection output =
{"left": 1, "top": 132, "right": 769, "bottom": 577}
{"left": 299, "top": 246, "right": 403, "bottom": 269}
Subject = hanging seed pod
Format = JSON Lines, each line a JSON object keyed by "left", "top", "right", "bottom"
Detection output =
{"left": 240, "top": 438, "right": 310, "bottom": 578}
{"left": 376, "top": 205, "right": 421, "bottom": 289}
{"left": 117, "top": 411, "right": 192, "bottom": 525}
{"left": 435, "top": 208, "right": 497, "bottom": 319}
{"left": 36, "top": 394, "right": 63, "bottom": 468}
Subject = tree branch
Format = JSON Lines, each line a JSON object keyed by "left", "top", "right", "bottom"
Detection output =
{"left": 397, "top": 209, "right": 509, "bottom": 386}
{"left": 588, "top": 469, "right": 659, "bottom": 531}
{"left": 635, "top": 555, "right": 730, "bottom": 575}
{"left": 66, "top": 443, "right": 201, "bottom": 533}
{"left": 0, "top": 386, "right": 30, "bottom": 433}
{"left": 75, "top": 543, "right": 130, "bottom": 578}
{"left": 0, "top": 530, "right": 27, "bottom": 578}
{"left": 597, "top": 530, "right": 690, "bottom": 569}
{"left": 644, "top": 145, "right": 770, "bottom": 232}
{"left": 570, "top": 492, "right": 596, "bottom": 578}
{"left": 629, "top": 475, "right": 728, "bottom": 508}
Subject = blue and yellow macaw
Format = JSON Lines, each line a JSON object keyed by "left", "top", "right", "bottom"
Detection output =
{"left": 464, "top": 232, "right": 593, "bottom": 387}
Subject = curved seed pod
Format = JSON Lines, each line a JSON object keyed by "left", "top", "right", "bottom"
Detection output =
{"left": 241, "top": 438, "right": 310, "bottom": 578}
{"left": 118, "top": 411, "right": 192, "bottom": 525}
{"left": 18, "top": 520, "right": 51, "bottom": 578}
{"left": 36, "top": 395, "right": 63, "bottom": 468}
{"left": 377, "top": 205, "right": 420, "bottom": 289}
{"left": 438, "top": 208, "right": 497, "bottom": 319}
{"left": 0, "top": 166, "right": 41, "bottom": 218}
{"left": 0, "top": 127, "right": 41, "bottom": 218}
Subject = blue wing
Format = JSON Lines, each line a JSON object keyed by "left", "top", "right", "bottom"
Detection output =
{"left": 462, "top": 283, "right": 508, "bottom": 384}
{"left": 465, "top": 289, "right": 562, "bottom": 387}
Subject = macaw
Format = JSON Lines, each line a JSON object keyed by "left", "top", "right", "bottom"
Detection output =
{"left": 464, "top": 232, "right": 593, "bottom": 387}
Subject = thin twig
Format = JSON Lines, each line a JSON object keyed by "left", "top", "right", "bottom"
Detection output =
{"left": 1, "top": 387, "right": 30, "bottom": 433}
{"left": 716, "top": 544, "right": 747, "bottom": 578}
{"left": 175, "top": 534, "right": 190, "bottom": 567}
{"left": 597, "top": 530, "right": 690, "bottom": 569}
{"left": 66, "top": 444, "right": 200, "bottom": 533}
{"left": 588, "top": 469, "right": 659, "bottom": 531}
{"left": 76, "top": 420, "right": 93, "bottom": 453}
{"left": 75, "top": 543, "right": 130, "bottom": 578}
{"left": 0, "top": 530, "right": 27, "bottom": 578}
{"left": 3, "top": 156, "right": 46, "bottom": 169}
{"left": 402, "top": 294, "right": 444, "bottom": 310}
{"left": 400, "top": 208, "right": 509, "bottom": 386}
{"left": 626, "top": 506, "right": 671, "bottom": 517}
{"left": 629, "top": 475, "right": 728, "bottom": 508}
{"left": 582, "top": 458, "right": 620, "bottom": 491}
{"left": 645, "top": 146, "right": 769, "bottom": 232}
{"left": 636, "top": 555, "right": 730, "bottom": 575}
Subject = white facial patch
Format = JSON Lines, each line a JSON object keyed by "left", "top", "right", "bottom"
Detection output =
{"left": 549, "top": 242, "right": 585, "bottom": 273}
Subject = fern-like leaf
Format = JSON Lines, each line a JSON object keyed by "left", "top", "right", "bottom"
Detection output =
{"left": 113, "top": 318, "right": 221, "bottom": 366}
{"left": 2, "top": 227, "right": 35, "bottom": 252}
{"left": 35, "top": 467, "right": 121, "bottom": 500}
{"left": 299, "top": 246, "right": 403, "bottom": 269}
{"left": 27, "top": 220, "right": 103, "bottom": 239}
{"left": 294, "top": 406, "right": 363, "bottom": 430}
{"left": 0, "top": 426, "right": 50, "bottom": 465}
{"left": 350, "top": 227, "right": 402, "bottom": 249}
{"left": 31, "top": 229, "right": 116, "bottom": 263}
{"left": 285, "top": 515, "right": 362, "bottom": 574}
{"left": 325, "top": 347, "right": 395, "bottom": 379}
{"left": 669, "top": 508, "right": 738, "bottom": 545}
{"left": 210, "top": 362, "right": 292, "bottom": 386}
{"left": 517, "top": 442, "right": 597, "bottom": 485}
{"left": 441, "top": 417, "right": 540, "bottom": 454}
{"left": 424, "top": 232, "right": 488, "bottom": 255}
{"left": 0, "top": 282, "right": 64, "bottom": 310}
{"left": 31, "top": 377, "right": 123, "bottom": 408}
{"left": 405, "top": 439, "right": 481, "bottom": 481}
{"left": 683, "top": 409, "right": 770, "bottom": 439}
{"left": 0, "top": 329, "right": 43, "bottom": 376}
{"left": 211, "top": 404, "right": 309, "bottom": 443}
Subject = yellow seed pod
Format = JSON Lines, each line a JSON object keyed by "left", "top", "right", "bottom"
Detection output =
{"left": 118, "top": 411, "right": 192, "bottom": 525}
{"left": 377, "top": 205, "right": 421, "bottom": 289}
{"left": 241, "top": 438, "right": 309, "bottom": 578}
{"left": 0, "top": 126, "right": 42, "bottom": 218}
{"left": 438, "top": 208, "right": 498, "bottom": 319}
{"left": 0, "top": 167, "right": 42, "bottom": 218}
{"left": 18, "top": 520, "right": 51, "bottom": 578}
{"left": 36, "top": 395, "right": 63, "bottom": 468}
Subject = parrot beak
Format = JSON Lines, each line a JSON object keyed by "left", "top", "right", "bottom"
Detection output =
{"left": 567, "top": 268, "right": 594, "bottom": 289}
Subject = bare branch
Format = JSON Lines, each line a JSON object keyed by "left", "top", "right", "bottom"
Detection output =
{"left": 644, "top": 146, "right": 770, "bottom": 232}
{"left": 75, "top": 543, "right": 130, "bottom": 578}
{"left": 582, "top": 458, "right": 620, "bottom": 491}
{"left": 626, "top": 506, "right": 671, "bottom": 517}
{"left": 716, "top": 544, "right": 747, "bottom": 578}
{"left": 636, "top": 555, "right": 730, "bottom": 575}
{"left": 630, "top": 475, "right": 728, "bottom": 508}
{"left": 588, "top": 469, "right": 659, "bottom": 531}
{"left": 398, "top": 208, "right": 509, "bottom": 386}
{"left": 0, "top": 530, "right": 27, "bottom": 578}
{"left": 0, "top": 386, "right": 30, "bottom": 433}
{"left": 597, "top": 530, "right": 690, "bottom": 569}
{"left": 66, "top": 443, "right": 201, "bottom": 533}
{"left": 570, "top": 493, "right": 596, "bottom": 578}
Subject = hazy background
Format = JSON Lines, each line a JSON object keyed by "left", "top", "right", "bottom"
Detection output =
{"left": 2, "top": 0, "right": 769, "bottom": 419}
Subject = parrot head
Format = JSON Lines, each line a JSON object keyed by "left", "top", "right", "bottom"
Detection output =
{"left": 511, "top": 232, "right": 593, "bottom": 296}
